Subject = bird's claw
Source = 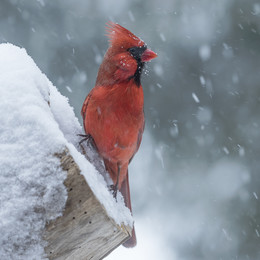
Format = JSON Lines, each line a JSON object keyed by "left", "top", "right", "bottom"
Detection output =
{"left": 78, "top": 134, "right": 98, "bottom": 151}
{"left": 109, "top": 185, "right": 118, "bottom": 200}
{"left": 77, "top": 134, "right": 91, "bottom": 145}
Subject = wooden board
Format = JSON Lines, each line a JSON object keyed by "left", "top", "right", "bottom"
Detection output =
{"left": 44, "top": 149, "right": 132, "bottom": 260}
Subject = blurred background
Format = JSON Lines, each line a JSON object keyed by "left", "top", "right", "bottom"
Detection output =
{"left": 1, "top": 0, "right": 260, "bottom": 259}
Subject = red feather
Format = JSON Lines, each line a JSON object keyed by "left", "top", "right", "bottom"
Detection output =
{"left": 105, "top": 22, "right": 145, "bottom": 49}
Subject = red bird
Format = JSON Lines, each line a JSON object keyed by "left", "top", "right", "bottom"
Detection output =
{"left": 81, "top": 22, "right": 157, "bottom": 247}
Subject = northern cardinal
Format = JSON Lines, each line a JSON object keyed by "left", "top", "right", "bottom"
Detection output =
{"left": 81, "top": 22, "right": 157, "bottom": 247}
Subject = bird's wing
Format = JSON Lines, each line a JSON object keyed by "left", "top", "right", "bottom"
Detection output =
{"left": 81, "top": 89, "right": 94, "bottom": 120}
{"left": 81, "top": 90, "right": 94, "bottom": 134}
{"left": 129, "top": 119, "right": 145, "bottom": 165}
{"left": 119, "top": 171, "right": 137, "bottom": 248}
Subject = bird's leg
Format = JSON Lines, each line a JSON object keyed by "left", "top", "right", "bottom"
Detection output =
{"left": 114, "top": 163, "right": 121, "bottom": 198}
{"left": 110, "top": 163, "right": 121, "bottom": 200}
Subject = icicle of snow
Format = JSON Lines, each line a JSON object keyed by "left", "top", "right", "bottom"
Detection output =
{"left": 169, "top": 124, "right": 179, "bottom": 138}
{"left": 223, "top": 147, "right": 230, "bottom": 154}
{"left": 253, "top": 192, "right": 258, "bottom": 200}
{"left": 199, "top": 44, "right": 211, "bottom": 61}
{"left": 159, "top": 33, "right": 166, "bottom": 42}
{"left": 200, "top": 75, "right": 206, "bottom": 86}
{"left": 156, "top": 83, "right": 162, "bottom": 89}
{"left": 128, "top": 10, "right": 135, "bottom": 22}
{"left": 155, "top": 146, "right": 165, "bottom": 169}
{"left": 153, "top": 63, "right": 164, "bottom": 77}
{"left": 95, "top": 54, "right": 103, "bottom": 64}
{"left": 252, "top": 3, "right": 260, "bottom": 15}
{"left": 66, "top": 33, "right": 72, "bottom": 41}
{"left": 36, "top": 0, "right": 45, "bottom": 7}
{"left": 222, "top": 228, "right": 232, "bottom": 241}
{"left": 238, "top": 145, "right": 245, "bottom": 157}
{"left": 222, "top": 43, "right": 233, "bottom": 59}
{"left": 238, "top": 23, "right": 244, "bottom": 30}
{"left": 192, "top": 92, "right": 200, "bottom": 103}
{"left": 196, "top": 107, "right": 212, "bottom": 124}
{"left": 66, "top": 85, "right": 72, "bottom": 92}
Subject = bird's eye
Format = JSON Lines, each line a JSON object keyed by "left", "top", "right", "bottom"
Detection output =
{"left": 128, "top": 45, "right": 147, "bottom": 61}
{"left": 128, "top": 47, "right": 139, "bottom": 57}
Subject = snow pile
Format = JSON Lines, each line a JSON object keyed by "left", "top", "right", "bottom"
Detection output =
{"left": 0, "top": 43, "right": 132, "bottom": 260}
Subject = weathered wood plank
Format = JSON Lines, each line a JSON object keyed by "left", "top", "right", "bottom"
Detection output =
{"left": 44, "top": 149, "right": 132, "bottom": 260}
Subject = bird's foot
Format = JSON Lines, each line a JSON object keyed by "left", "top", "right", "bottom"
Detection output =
{"left": 78, "top": 134, "right": 98, "bottom": 151}
{"left": 77, "top": 134, "right": 91, "bottom": 145}
{"left": 109, "top": 185, "right": 118, "bottom": 200}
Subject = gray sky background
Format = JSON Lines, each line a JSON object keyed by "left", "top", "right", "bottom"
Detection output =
{"left": 1, "top": 0, "right": 260, "bottom": 259}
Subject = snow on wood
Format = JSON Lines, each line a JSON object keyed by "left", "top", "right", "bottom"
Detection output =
{"left": 0, "top": 43, "right": 133, "bottom": 260}
{"left": 44, "top": 149, "right": 131, "bottom": 260}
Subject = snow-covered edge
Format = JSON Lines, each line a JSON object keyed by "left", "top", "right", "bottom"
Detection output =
{"left": 0, "top": 42, "right": 133, "bottom": 259}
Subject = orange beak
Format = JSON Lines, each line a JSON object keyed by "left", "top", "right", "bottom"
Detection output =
{"left": 141, "top": 49, "right": 157, "bottom": 62}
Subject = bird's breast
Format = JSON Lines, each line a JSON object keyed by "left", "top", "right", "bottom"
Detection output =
{"left": 85, "top": 82, "right": 144, "bottom": 163}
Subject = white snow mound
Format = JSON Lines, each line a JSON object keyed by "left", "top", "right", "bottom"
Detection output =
{"left": 0, "top": 43, "right": 132, "bottom": 260}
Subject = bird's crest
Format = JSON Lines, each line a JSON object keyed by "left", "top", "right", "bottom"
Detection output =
{"left": 106, "top": 22, "right": 145, "bottom": 50}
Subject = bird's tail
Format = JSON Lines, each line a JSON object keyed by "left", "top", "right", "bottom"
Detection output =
{"left": 119, "top": 170, "right": 137, "bottom": 248}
